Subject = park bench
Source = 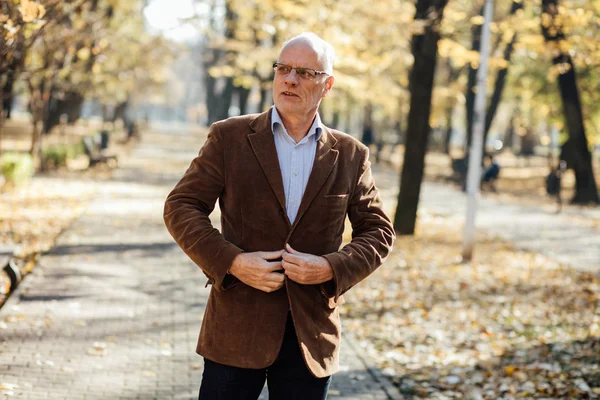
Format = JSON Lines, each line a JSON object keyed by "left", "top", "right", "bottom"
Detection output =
{"left": 82, "top": 135, "right": 118, "bottom": 168}
{"left": 1, "top": 244, "right": 20, "bottom": 290}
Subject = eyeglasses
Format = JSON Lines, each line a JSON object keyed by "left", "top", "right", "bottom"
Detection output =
{"left": 272, "top": 63, "right": 329, "bottom": 80}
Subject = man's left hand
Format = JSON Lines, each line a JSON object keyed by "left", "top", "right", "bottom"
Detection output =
{"left": 282, "top": 244, "right": 333, "bottom": 285}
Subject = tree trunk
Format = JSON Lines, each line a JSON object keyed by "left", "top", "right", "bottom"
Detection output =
{"left": 443, "top": 58, "right": 459, "bottom": 155}
{"left": 203, "top": 47, "right": 221, "bottom": 125}
{"left": 43, "top": 93, "right": 58, "bottom": 134}
{"left": 30, "top": 119, "right": 41, "bottom": 161}
{"left": 481, "top": 0, "right": 522, "bottom": 152}
{"left": 111, "top": 100, "right": 128, "bottom": 124}
{"left": 2, "top": 28, "right": 24, "bottom": 121}
{"left": 0, "top": 84, "right": 4, "bottom": 154}
{"left": 541, "top": 0, "right": 599, "bottom": 203}
{"left": 556, "top": 57, "right": 598, "bottom": 203}
{"left": 444, "top": 105, "right": 453, "bottom": 154}
{"left": 30, "top": 102, "right": 44, "bottom": 167}
{"left": 2, "top": 72, "right": 15, "bottom": 120}
{"left": 361, "top": 103, "right": 374, "bottom": 146}
{"left": 206, "top": 0, "right": 237, "bottom": 124}
{"left": 216, "top": 77, "right": 234, "bottom": 122}
{"left": 43, "top": 91, "right": 85, "bottom": 134}
{"left": 101, "top": 104, "right": 111, "bottom": 122}
{"left": 238, "top": 86, "right": 251, "bottom": 116}
{"left": 394, "top": 0, "right": 449, "bottom": 235}
{"left": 466, "top": 1, "right": 521, "bottom": 153}
{"left": 331, "top": 111, "right": 340, "bottom": 129}
{"left": 258, "top": 85, "right": 270, "bottom": 113}
{"left": 206, "top": 72, "right": 219, "bottom": 125}
{"left": 258, "top": 83, "right": 272, "bottom": 113}
{"left": 504, "top": 112, "right": 516, "bottom": 150}
{"left": 345, "top": 96, "right": 354, "bottom": 134}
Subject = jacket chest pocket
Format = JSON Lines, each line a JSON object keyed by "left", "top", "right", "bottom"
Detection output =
{"left": 324, "top": 194, "right": 348, "bottom": 207}
{"left": 323, "top": 194, "right": 349, "bottom": 220}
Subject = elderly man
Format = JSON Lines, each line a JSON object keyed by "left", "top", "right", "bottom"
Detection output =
{"left": 164, "top": 32, "right": 395, "bottom": 399}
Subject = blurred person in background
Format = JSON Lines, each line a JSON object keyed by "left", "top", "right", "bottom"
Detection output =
{"left": 546, "top": 160, "right": 567, "bottom": 213}
{"left": 164, "top": 32, "right": 395, "bottom": 399}
{"left": 481, "top": 153, "right": 500, "bottom": 192}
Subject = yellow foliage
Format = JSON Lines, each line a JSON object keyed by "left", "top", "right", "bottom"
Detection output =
{"left": 76, "top": 47, "right": 91, "bottom": 61}
{"left": 72, "top": 17, "right": 87, "bottom": 31}
{"left": 2, "top": 0, "right": 600, "bottom": 133}
{"left": 18, "top": 0, "right": 46, "bottom": 23}
{"left": 98, "top": 38, "right": 110, "bottom": 50}
{"left": 233, "top": 76, "right": 255, "bottom": 89}
{"left": 470, "top": 15, "right": 485, "bottom": 26}
{"left": 208, "top": 65, "right": 236, "bottom": 78}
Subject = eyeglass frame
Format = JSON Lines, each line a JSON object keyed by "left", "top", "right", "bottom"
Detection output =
{"left": 272, "top": 62, "right": 329, "bottom": 80}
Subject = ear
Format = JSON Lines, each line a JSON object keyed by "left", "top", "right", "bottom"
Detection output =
{"left": 322, "top": 75, "right": 335, "bottom": 98}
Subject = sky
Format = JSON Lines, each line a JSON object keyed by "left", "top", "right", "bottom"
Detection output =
{"left": 143, "top": 0, "right": 202, "bottom": 42}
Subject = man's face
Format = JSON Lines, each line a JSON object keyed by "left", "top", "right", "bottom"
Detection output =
{"left": 273, "top": 41, "right": 334, "bottom": 120}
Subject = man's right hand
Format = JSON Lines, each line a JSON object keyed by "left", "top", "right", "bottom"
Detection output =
{"left": 228, "top": 250, "right": 285, "bottom": 293}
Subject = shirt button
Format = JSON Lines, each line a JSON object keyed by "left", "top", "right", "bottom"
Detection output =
{"left": 293, "top": 172, "right": 298, "bottom": 176}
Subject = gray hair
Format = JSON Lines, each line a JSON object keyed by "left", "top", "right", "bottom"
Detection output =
{"left": 281, "top": 32, "right": 336, "bottom": 75}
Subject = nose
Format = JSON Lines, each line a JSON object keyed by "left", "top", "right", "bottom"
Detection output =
{"left": 284, "top": 69, "right": 299, "bottom": 85}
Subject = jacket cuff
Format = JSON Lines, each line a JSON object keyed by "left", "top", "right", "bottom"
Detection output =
{"left": 212, "top": 246, "right": 244, "bottom": 291}
{"left": 322, "top": 251, "right": 346, "bottom": 302}
{"left": 221, "top": 273, "right": 241, "bottom": 290}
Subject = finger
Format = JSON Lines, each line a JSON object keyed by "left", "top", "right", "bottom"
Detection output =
{"left": 266, "top": 271, "right": 285, "bottom": 282}
{"left": 262, "top": 285, "right": 278, "bottom": 293}
{"left": 283, "top": 269, "right": 294, "bottom": 279}
{"left": 282, "top": 266, "right": 302, "bottom": 282}
{"left": 284, "top": 272, "right": 301, "bottom": 284}
{"left": 264, "top": 276, "right": 285, "bottom": 289}
{"left": 260, "top": 249, "right": 285, "bottom": 260}
{"left": 285, "top": 244, "right": 300, "bottom": 254}
{"left": 282, "top": 252, "right": 302, "bottom": 265}
{"left": 266, "top": 261, "right": 283, "bottom": 271}
{"left": 282, "top": 260, "right": 301, "bottom": 272}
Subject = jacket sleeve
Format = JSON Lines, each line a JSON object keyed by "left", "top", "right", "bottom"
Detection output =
{"left": 321, "top": 147, "right": 395, "bottom": 301}
{"left": 163, "top": 122, "right": 243, "bottom": 291}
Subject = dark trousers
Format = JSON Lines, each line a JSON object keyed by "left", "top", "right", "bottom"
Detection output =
{"left": 198, "top": 313, "right": 331, "bottom": 399}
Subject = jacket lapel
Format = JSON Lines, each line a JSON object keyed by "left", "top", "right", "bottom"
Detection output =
{"left": 248, "top": 109, "right": 288, "bottom": 221}
{"left": 293, "top": 126, "right": 339, "bottom": 228}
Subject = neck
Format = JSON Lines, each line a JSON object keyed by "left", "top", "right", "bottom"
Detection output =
{"left": 278, "top": 109, "right": 318, "bottom": 143}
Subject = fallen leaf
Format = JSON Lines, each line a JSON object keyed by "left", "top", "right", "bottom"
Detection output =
{"left": 87, "top": 342, "right": 107, "bottom": 357}
{"left": 0, "top": 383, "right": 17, "bottom": 391}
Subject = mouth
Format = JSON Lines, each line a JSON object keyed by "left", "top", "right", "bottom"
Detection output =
{"left": 282, "top": 91, "right": 299, "bottom": 97}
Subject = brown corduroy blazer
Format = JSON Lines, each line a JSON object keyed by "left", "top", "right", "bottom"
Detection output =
{"left": 163, "top": 108, "right": 395, "bottom": 378}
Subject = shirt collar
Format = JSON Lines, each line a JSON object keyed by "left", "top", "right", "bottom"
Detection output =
{"left": 271, "top": 107, "right": 323, "bottom": 142}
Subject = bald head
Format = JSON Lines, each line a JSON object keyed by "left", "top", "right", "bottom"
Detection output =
{"left": 280, "top": 33, "right": 336, "bottom": 75}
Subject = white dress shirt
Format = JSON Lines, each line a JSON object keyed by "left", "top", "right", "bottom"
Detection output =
{"left": 271, "top": 107, "right": 323, "bottom": 225}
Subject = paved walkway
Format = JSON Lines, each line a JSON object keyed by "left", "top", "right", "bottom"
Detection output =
{"left": 0, "top": 128, "right": 398, "bottom": 400}
{"left": 372, "top": 164, "right": 600, "bottom": 272}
